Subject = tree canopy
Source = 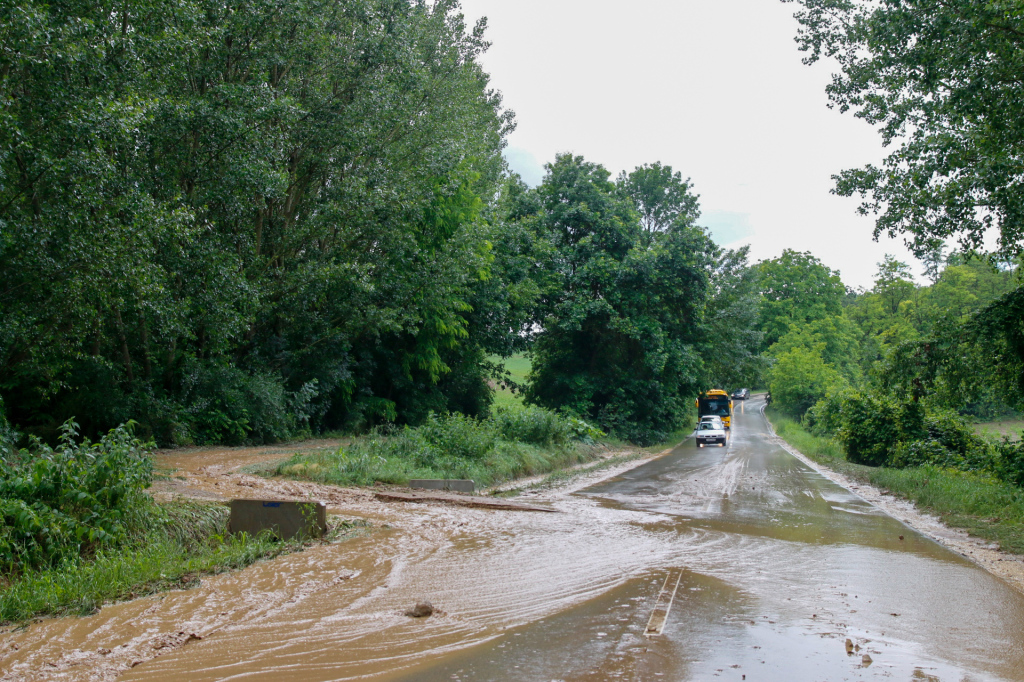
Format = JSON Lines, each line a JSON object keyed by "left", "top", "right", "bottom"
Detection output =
{"left": 755, "top": 249, "right": 845, "bottom": 348}
{"left": 520, "top": 155, "right": 717, "bottom": 444}
{"left": 787, "top": 0, "right": 1024, "bottom": 259}
{"left": 0, "top": 0, "right": 515, "bottom": 443}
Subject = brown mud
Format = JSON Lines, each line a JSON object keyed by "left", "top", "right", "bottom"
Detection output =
{"left": 2, "top": 401, "right": 1024, "bottom": 680}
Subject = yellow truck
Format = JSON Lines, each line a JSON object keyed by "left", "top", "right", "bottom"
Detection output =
{"left": 697, "top": 389, "right": 733, "bottom": 430}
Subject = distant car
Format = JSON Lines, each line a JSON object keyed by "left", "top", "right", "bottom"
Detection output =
{"left": 696, "top": 421, "right": 727, "bottom": 447}
{"left": 698, "top": 415, "right": 724, "bottom": 429}
{"left": 732, "top": 388, "right": 750, "bottom": 400}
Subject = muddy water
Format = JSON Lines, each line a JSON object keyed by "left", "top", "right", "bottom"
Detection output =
{"left": 3, "top": 398, "right": 1024, "bottom": 680}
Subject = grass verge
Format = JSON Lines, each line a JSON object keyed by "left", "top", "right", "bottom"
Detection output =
{"left": 767, "top": 408, "right": 1024, "bottom": 555}
{"left": 0, "top": 501, "right": 368, "bottom": 625}
{"left": 275, "top": 438, "right": 601, "bottom": 490}
{"left": 272, "top": 407, "right": 608, "bottom": 490}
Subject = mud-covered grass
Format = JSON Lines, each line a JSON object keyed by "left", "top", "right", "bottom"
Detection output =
{"left": 768, "top": 409, "right": 1024, "bottom": 555}
{"left": 527, "top": 451, "right": 648, "bottom": 490}
{"left": 0, "top": 501, "right": 364, "bottom": 625}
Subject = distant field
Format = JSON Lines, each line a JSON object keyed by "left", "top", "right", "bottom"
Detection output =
{"left": 974, "top": 419, "right": 1024, "bottom": 441}
{"left": 491, "top": 353, "right": 530, "bottom": 409}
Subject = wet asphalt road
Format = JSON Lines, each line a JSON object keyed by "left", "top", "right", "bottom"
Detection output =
{"left": 398, "top": 397, "right": 1024, "bottom": 681}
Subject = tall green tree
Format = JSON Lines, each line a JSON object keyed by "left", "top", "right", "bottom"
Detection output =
{"left": 523, "top": 154, "right": 716, "bottom": 444}
{"left": 0, "top": 0, "right": 514, "bottom": 443}
{"left": 873, "top": 255, "right": 916, "bottom": 317}
{"left": 756, "top": 249, "right": 845, "bottom": 348}
{"left": 786, "top": 0, "right": 1024, "bottom": 259}
{"left": 617, "top": 162, "right": 700, "bottom": 241}
{"left": 702, "top": 246, "right": 767, "bottom": 389}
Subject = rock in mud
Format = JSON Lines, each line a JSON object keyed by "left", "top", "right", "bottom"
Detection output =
{"left": 405, "top": 601, "right": 434, "bottom": 618}
{"left": 845, "top": 638, "right": 854, "bottom": 654}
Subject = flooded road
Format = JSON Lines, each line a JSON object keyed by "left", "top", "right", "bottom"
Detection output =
{"left": 3, "top": 397, "right": 1024, "bottom": 680}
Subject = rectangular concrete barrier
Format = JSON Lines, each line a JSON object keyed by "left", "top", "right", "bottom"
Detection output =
{"left": 409, "top": 479, "right": 475, "bottom": 493}
{"left": 229, "top": 499, "right": 327, "bottom": 540}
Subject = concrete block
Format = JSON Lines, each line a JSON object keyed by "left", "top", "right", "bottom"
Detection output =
{"left": 229, "top": 499, "right": 327, "bottom": 540}
{"left": 408, "top": 479, "right": 475, "bottom": 493}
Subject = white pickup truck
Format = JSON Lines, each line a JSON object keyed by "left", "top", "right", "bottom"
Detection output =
{"left": 696, "top": 420, "right": 727, "bottom": 447}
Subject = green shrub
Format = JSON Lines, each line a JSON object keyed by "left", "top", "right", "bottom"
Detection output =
{"left": 803, "top": 388, "right": 850, "bottom": 437}
{"left": 0, "top": 421, "right": 155, "bottom": 574}
{"left": 837, "top": 392, "right": 925, "bottom": 466}
{"left": 493, "top": 405, "right": 568, "bottom": 445}
{"left": 177, "top": 361, "right": 313, "bottom": 445}
{"left": 995, "top": 439, "right": 1024, "bottom": 487}
{"left": 0, "top": 397, "right": 16, "bottom": 453}
{"left": 418, "top": 412, "right": 497, "bottom": 461}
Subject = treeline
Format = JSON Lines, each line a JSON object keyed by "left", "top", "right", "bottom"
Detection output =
{"left": 0, "top": 0, "right": 761, "bottom": 448}
{"left": 762, "top": 247, "right": 1024, "bottom": 484}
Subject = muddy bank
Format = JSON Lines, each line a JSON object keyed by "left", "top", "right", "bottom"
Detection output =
{"left": 0, "top": 440, "right": 667, "bottom": 681}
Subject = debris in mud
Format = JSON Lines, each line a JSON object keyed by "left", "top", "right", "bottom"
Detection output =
{"left": 845, "top": 638, "right": 854, "bottom": 654}
{"left": 405, "top": 601, "right": 434, "bottom": 618}
{"left": 374, "top": 489, "right": 557, "bottom": 512}
{"left": 862, "top": 653, "right": 873, "bottom": 667}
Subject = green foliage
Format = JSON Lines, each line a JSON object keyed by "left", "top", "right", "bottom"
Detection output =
{"left": 994, "top": 439, "right": 1024, "bottom": 489}
{"left": 276, "top": 406, "right": 601, "bottom": 487}
{"left": 756, "top": 249, "right": 845, "bottom": 348}
{"left": 887, "top": 410, "right": 992, "bottom": 471}
{"left": 971, "top": 285, "right": 1024, "bottom": 410}
{"left": 0, "top": 0, "right": 512, "bottom": 444}
{"left": 787, "top": 0, "right": 1024, "bottom": 259}
{"left": 0, "top": 397, "right": 16, "bottom": 453}
{"left": 836, "top": 393, "right": 925, "bottom": 467}
{"left": 521, "top": 155, "right": 715, "bottom": 445}
{"left": 873, "top": 255, "right": 916, "bottom": 317}
{"left": 702, "top": 247, "right": 768, "bottom": 389}
{"left": 769, "top": 315, "right": 862, "bottom": 384}
{"left": 616, "top": 162, "right": 700, "bottom": 239}
{"left": 0, "top": 421, "right": 154, "bottom": 573}
{"left": 766, "top": 346, "right": 846, "bottom": 416}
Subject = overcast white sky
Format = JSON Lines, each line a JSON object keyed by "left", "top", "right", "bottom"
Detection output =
{"left": 459, "top": 0, "right": 925, "bottom": 289}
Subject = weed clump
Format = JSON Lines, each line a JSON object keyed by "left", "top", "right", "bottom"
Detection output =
{"left": 275, "top": 406, "right": 604, "bottom": 488}
{"left": 0, "top": 420, "right": 156, "bottom": 574}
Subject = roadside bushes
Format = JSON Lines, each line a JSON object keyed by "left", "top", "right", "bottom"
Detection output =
{"left": 994, "top": 439, "right": 1024, "bottom": 488}
{"left": 276, "top": 405, "right": 605, "bottom": 487}
{"left": 0, "top": 421, "right": 155, "bottom": 574}
{"left": 835, "top": 393, "right": 926, "bottom": 466}
{"left": 804, "top": 389, "right": 1024, "bottom": 486}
